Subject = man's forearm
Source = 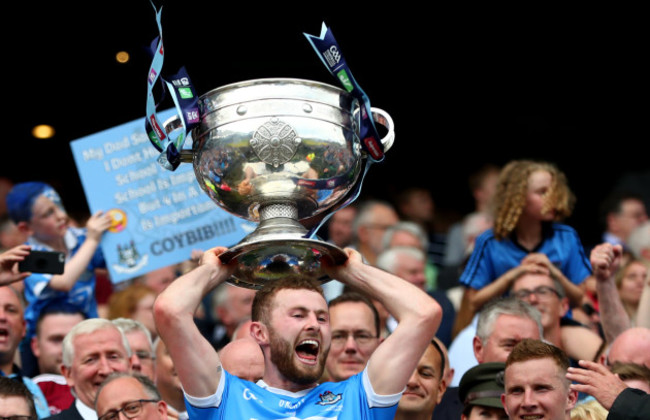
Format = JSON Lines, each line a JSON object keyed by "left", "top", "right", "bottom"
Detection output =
{"left": 335, "top": 261, "right": 440, "bottom": 325}
{"left": 153, "top": 251, "right": 233, "bottom": 398}
{"left": 332, "top": 257, "right": 442, "bottom": 395}
{"left": 49, "top": 238, "right": 100, "bottom": 291}
{"left": 636, "top": 279, "right": 650, "bottom": 328}
{"left": 596, "top": 273, "right": 630, "bottom": 344}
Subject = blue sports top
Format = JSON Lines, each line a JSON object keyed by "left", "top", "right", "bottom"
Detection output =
{"left": 460, "top": 223, "right": 591, "bottom": 290}
{"left": 184, "top": 368, "right": 402, "bottom": 420}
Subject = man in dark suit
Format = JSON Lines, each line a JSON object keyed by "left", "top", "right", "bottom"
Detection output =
{"left": 50, "top": 319, "right": 132, "bottom": 420}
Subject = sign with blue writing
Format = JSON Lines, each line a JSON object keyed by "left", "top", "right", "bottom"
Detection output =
{"left": 70, "top": 109, "right": 256, "bottom": 283}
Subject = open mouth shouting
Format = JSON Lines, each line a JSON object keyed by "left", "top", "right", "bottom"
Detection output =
{"left": 295, "top": 339, "right": 320, "bottom": 364}
{"left": 0, "top": 327, "right": 10, "bottom": 344}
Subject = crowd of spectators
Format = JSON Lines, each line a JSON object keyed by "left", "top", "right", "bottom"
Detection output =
{"left": 0, "top": 159, "right": 648, "bottom": 420}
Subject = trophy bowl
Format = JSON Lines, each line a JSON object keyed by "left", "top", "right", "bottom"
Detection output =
{"left": 172, "top": 78, "right": 394, "bottom": 289}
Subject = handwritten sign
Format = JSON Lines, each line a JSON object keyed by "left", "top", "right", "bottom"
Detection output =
{"left": 70, "top": 109, "right": 256, "bottom": 283}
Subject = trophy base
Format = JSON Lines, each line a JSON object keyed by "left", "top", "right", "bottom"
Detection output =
{"left": 219, "top": 217, "right": 348, "bottom": 289}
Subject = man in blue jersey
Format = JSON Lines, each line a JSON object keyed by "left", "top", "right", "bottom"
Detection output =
{"left": 154, "top": 246, "right": 442, "bottom": 420}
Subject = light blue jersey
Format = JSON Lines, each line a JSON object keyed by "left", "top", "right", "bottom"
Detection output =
{"left": 185, "top": 368, "right": 401, "bottom": 420}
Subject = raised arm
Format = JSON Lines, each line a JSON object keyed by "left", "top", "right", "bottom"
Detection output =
{"left": 637, "top": 273, "right": 650, "bottom": 328}
{"left": 590, "top": 243, "right": 629, "bottom": 344}
{"left": 325, "top": 248, "right": 442, "bottom": 395}
{"left": 48, "top": 211, "right": 111, "bottom": 291}
{"left": 153, "top": 247, "right": 235, "bottom": 398}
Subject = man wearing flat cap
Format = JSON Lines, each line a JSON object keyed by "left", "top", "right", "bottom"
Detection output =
{"left": 459, "top": 362, "right": 508, "bottom": 420}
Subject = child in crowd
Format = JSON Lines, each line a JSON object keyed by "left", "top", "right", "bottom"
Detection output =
{"left": 454, "top": 160, "right": 592, "bottom": 334}
{"left": 6, "top": 182, "right": 111, "bottom": 375}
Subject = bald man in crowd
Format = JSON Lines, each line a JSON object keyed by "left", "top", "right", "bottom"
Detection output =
{"left": 218, "top": 339, "right": 264, "bottom": 383}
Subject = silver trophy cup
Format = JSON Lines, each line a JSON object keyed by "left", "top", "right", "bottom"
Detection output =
{"left": 169, "top": 78, "right": 394, "bottom": 289}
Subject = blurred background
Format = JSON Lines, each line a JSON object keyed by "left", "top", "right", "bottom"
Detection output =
{"left": 4, "top": 2, "right": 647, "bottom": 247}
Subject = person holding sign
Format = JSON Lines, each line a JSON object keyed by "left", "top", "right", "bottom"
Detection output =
{"left": 6, "top": 182, "right": 111, "bottom": 376}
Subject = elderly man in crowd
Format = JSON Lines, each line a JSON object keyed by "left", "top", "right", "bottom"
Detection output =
{"left": 50, "top": 319, "right": 131, "bottom": 420}
{"left": 112, "top": 318, "right": 156, "bottom": 381}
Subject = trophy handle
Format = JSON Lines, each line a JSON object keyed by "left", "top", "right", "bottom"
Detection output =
{"left": 370, "top": 107, "right": 395, "bottom": 152}
{"left": 163, "top": 115, "right": 194, "bottom": 163}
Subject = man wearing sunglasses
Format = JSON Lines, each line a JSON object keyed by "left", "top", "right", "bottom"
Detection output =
{"left": 95, "top": 373, "right": 167, "bottom": 420}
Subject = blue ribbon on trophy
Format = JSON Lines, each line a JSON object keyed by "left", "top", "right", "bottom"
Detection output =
{"left": 304, "top": 23, "right": 385, "bottom": 163}
{"left": 303, "top": 23, "right": 386, "bottom": 239}
{"left": 143, "top": 8, "right": 392, "bottom": 251}
{"left": 145, "top": 3, "right": 199, "bottom": 171}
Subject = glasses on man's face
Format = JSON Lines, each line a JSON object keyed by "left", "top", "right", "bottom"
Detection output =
{"left": 331, "top": 331, "right": 377, "bottom": 347}
{"left": 512, "top": 285, "right": 560, "bottom": 300}
{"left": 98, "top": 399, "right": 159, "bottom": 420}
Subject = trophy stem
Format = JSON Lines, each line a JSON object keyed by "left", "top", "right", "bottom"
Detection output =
{"left": 259, "top": 202, "right": 299, "bottom": 222}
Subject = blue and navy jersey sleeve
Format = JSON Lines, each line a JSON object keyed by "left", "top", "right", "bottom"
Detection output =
{"left": 555, "top": 225, "right": 592, "bottom": 284}
{"left": 459, "top": 229, "right": 496, "bottom": 290}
